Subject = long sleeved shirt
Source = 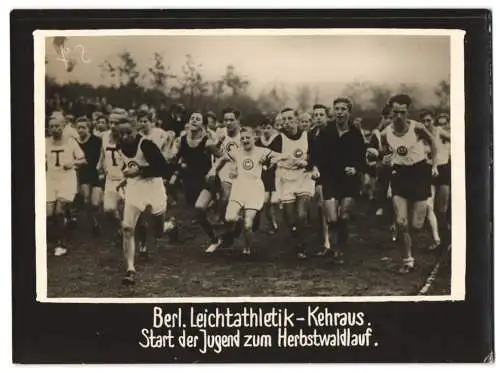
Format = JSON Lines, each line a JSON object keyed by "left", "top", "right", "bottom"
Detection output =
{"left": 314, "top": 121, "right": 366, "bottom": 181}
{"left": 119, "top": 134, "right": 169, "bottom": 179}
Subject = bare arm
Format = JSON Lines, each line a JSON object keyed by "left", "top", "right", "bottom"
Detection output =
{"left": 210, "top": 154, "right": 231, "bottom": 175}
{"left": 165, "top": 133, "right": 181, "bottom": 160}
{"left": 439, "top": 127, "right": 451, "bottom": 142}
{"left": 265, "top": 150, "right": 288, "bottom": 165}
{"left": 71, "top": 139, "right": 87, "bottom": 167}
{"left": 415, "top": 123, "right": 438, "bottom": 168}
{"left": 96, "top": 146, "right": 105, "bottom": 173}
{"left": 205, "top": 132, "right": 223, "bottom": 157}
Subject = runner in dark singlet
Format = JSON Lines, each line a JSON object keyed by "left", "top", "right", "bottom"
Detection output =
{"left": 75, "top": 116, "right": 103, "bottom": 234}
{"left": 176, "top": 112, "right": 218, "bottom": 207}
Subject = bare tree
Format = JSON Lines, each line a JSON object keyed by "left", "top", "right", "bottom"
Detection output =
{"left": 220, "top": 65, "right": 249, "bottom": 96}
{"left": 147, "top": 52, "right": 176, "bottom": 92}
{"left": 99, "top": 60, "right": 118, "bottom": 86}
{"left": 99, "top": 51, "right": 141, "bottom": 88}
{"left": 117, "top": 51, "right": 140, "bottom": 87}
{"left": 171, "top": 54, "right": 209, "bottom": 107}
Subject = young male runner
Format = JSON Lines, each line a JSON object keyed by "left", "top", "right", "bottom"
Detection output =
{"left": 276, "top": 107, "right": 320, "bottom": 259}
{"left": 316, "top": 98, "right": 366, "bottom": 264}
{"left": 380, "top": 94, "right": 438, "bottom": 273}
{"left": 310, "top": 104, "right": 331, "bottom": 251}
{"left": 195, "top": 107, "right": 241, "bottom": 253}
{"left": 255, "top": 118, "right": 281, "bottom": 234}
{"left": 75, "top": 116, "right": 103, "bottom": 235}
{"left": 207, "top": 127, "right": 285, "bottom": 255}
{"left": 116, "top": 117, "right": 169, "bottom": 285}
{"left": 46, "top": 112, "right": 86, "bottom": 256}
{"left": 97, "top": 112, "right": 125, "bottom": 245}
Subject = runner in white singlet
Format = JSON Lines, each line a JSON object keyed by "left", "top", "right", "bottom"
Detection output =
{"left": 380, "top": 95, "right": 438, "bottom": 274}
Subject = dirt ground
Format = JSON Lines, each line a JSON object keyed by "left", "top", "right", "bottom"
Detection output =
{"left": 46, "top": 196, "right": 451, "bottom": 298}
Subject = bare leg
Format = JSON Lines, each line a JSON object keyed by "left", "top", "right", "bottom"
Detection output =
{"left": 90, "top": 186, "right": 103, "bottom": 235}
{"left": 436, "top": 184, "right": 451, "bottom": 246}
{"left": 296, "top": 196, "right": 311, "bottom": 254}
{"left": 53, "top": 200, "right": 71, "bottom": 255}
{"left": 194, "top": 189, "right": 217, "bottom": 244}
{"left": 322, "top": 198, "right": 340, "bottom": 257}
{"left": 121, "top": 203, "right": 142, "bottom": 284}
{"left": 393, "top": 195, "right": 413, "bottom": 273}
{"left": 242, "top": 209, "right": 258, "bottom": 254}
{"left": 426, "top": 185, "right": 441, "bottom": 249}
{"left": 338, "top": 197, "right": 355, "bottom": 251}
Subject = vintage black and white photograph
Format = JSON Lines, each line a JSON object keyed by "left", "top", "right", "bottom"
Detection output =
{"left": 35, "top": 29, "right": 465, "bottom": 301}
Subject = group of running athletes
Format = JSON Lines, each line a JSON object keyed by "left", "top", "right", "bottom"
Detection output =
{"left": 45, "top": 93, "right": 451, "bottom": 286}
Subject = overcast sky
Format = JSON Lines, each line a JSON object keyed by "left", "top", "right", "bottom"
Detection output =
{"left": 45, "top": 34, "right": 450, "bottom": 97}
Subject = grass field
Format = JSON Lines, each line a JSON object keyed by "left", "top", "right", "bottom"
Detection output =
{"left": 46, "top": 197, "right": 451, "bottom": 298}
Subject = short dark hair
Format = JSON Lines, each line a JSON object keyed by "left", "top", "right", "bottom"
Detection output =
{"left": 137, "top": 109, "right": 154, "bottom": 122}
{"left": 206, "top": 111, "right": 217, "bottom": 120}
{"left": 381, "top": 104, "right": 392, "bottom": 117}
{"left": 280, "top": 107, "right": 297, "bottom": 116}
{"left": 222, "top": 107, "right": 241, "bottom": 119}
{"left": 333, "top": 97, "right": 353, "bottom": 111}
{"left": 259, "top": 116, "right": 274, "bottom": 127}
{"left": 312, "top": 104, "right": 328, "bottom": 111}
{"left": 116, "top": 116, "right": 131, "bottom": 126}
{"left": 189, "top": 110, "right": 208, "bottom": 126}
{"left": 240, "top": 126, "right": 254, "bottom": 134}
{"left": 96, "top": 114, "right": 107, "bottom": 122}
{"left": 76, "top": 116, "right": 90, "bottom": 125}
{"left": 436, "top": 112, "right": 450, "bottom": 122}
{"left": 388, "top": 94, "right": 412, "bottom": 108}
{"left": 419, "top": 109, "right": 435, "bottom": 121}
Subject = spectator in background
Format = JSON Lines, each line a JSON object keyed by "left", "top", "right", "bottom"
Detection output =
{"left": 46, "top": 97, "right": 57, "bottom": 119}
{"left": 206, "top": 111, "right": 218, "bottom": 132}
{"left": 73, "top": 96, "right": 87, "bottom": 118}
{"left": 167, "top": 104, "right": 187, "bottom": 137}
{"left": 299, "top": 112, "right": 312, "bottom": 132}
{"left": 63, "top": 114, "right": 78, "bottom": 140}
{"left": 94, "top": 114, "right": 109, "bottom": 138}
{"left": 353, "top": 116, "right": 363, "bottom": 130}
{"left": 92, "top": 111, "right": 102, "bottom": 130}
{"left": 157, "top": 103, "right": 170, "bottom": 132}
{"left": 378, "top": 104, "right": 393, "bottom": 131}
{"left": 149, "top": 107, "right": 159, "bottom": 127}
{"left": 105, "top": 103, "right": 113, "bottom": 115}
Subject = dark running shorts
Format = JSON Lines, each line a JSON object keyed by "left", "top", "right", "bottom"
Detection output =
{"left": 432, "top": 162, "right": 451, "bottom": 186}
{"left": 184, "top": 177, "right": 208, "bottom": 207}
{"left": 262, "top": 168, "right": 276, "bottom": 192}
{"left": 78, "top": 169, "right": 103, "bottom": 188}
{"left": 391, "top": 160, "right": 431, "bottom": 202}
{"left": 365, "top": 165, "right": 377, "bottom": 178}
{"left": 322, "top": 174, "right": 361, "bottom": 201}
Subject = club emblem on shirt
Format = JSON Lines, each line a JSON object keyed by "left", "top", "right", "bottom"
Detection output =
{"left": 242, "top": 158, "right": 254, "bottom": 171}
{"left": 396, "top": 145, "right": 408, "bottom": 156}
{"left": 293, "top": 149, "right": 304, "bottom": 158}
{"left": 127, "top": 161, "right": 140, "bottom": 169}
{"left": 225, "top": 141, "right": 238, "bottom": 154}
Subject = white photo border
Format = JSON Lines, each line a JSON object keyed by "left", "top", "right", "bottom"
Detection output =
{"left": 34, "top": 28, "right": 466, "bottom": 303}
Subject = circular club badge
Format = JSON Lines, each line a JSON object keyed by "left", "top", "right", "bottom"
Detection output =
{"left": 396, "top": 145, "right": 409, "bottom": 156}
{"left": 293, "top": 148, "right": 304, "bottom": 158}
{"left": 127, "top": 160, "right": 140, "bottom": 169}
{"left": 242, "top": 158, "right": 254, "bottom": 171}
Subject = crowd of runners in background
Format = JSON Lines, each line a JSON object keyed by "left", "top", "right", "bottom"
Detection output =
{"left": 45, "top": 93, "right": 451, "bottom": 285}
